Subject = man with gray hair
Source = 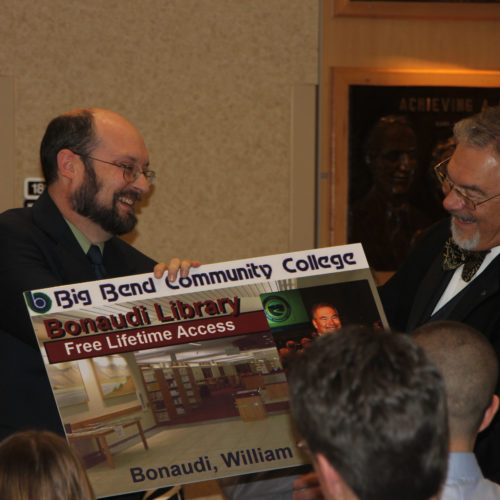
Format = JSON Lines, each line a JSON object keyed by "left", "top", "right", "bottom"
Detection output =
{"left": 412, "top": 320, "right": 500, "bottom": 499}
{"left": 380, "top": 104, "right": 500, "bottom": 482}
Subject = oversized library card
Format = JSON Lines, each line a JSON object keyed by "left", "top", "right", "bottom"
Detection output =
{"left": 25, "top": 244, "right": 387, "bottom": 498}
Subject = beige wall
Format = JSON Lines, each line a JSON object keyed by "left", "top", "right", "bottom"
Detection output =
{"left": 1, "top": 0, "right": 319, "bottom": 264}
{"left": 4, "top": 1, "right": 500, "bottom": 262}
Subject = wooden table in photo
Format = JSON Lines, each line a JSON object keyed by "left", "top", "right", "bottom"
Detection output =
{"left": 67, "top": 416, "right": 148, "bottom": 468}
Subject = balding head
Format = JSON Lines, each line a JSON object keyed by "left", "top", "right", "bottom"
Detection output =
{"left": 411, "top": 321, "right": 498, "bottom": 443}
{"left": 40, "top": 108, "right": 146, "bottom": 186}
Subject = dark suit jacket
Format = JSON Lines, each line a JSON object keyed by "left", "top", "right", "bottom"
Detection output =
{"left": 0, "top": 191, "right": 156, "bottom": 438}
{"left": 380, "top": 217, "right": 500, "bottom": 482}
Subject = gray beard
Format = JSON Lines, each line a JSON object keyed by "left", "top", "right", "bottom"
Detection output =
{"left": 451, "top": 217, "right": 480, "bottom": 250}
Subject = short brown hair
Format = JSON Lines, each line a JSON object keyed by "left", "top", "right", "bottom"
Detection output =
{"left": 40, "top": 109, "right": 98, "bottom": 185}
{"left": 412, "top": 320, "right": 498, "bottom": 440}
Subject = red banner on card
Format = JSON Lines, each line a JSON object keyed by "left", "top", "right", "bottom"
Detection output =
{"left": 44, "top": 311, "right": 270, "bottom": 363}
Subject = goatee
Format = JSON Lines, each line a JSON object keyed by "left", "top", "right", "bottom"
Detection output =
{"left": 450, "top": 217, "right": 480, "bottom": 251}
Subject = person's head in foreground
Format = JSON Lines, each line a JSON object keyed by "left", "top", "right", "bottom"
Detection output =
{"left": 411, "top": 320, "right": 499, "bottom": 452}
{"left": 288, "top": 326, "right": 448, "bottom": 500}
{"left": 0, "top": 430, "right": 96, "bottom": 500}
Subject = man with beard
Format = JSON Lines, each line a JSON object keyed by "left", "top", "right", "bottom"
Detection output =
{"left": 379, "top": 104, "right": 500, "bottom": 483}
{"left": 0, "top": 108, "right": 197, "bottom": 499}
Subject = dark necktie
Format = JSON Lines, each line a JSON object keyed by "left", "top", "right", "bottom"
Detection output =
{"left": 442, "top": 237, "right": 489, "bottom": 282}
{"left": 87, "top": 244, "right": 107, "bottom": 280}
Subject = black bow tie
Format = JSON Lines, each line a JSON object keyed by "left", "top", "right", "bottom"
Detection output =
{"left": 442, "top": 238, "right": 489, "bottom": 282}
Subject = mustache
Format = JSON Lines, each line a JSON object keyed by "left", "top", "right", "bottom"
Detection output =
{"left": 115, "top": 190, "right": 142, "bottom": 203}
{"left": 449, "top": 211, "right": 477, "bottom": 223}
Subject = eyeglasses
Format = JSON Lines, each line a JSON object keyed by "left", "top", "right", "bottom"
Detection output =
{"left": 434, "top": 157, "right": 500, "bottom": 210}
{"left": 73, "top": 152, "right": 156, "bottom": 185}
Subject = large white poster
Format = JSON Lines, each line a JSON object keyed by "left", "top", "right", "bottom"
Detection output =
{"left": 25, "top": 244, "right": 386, "bottom": 498}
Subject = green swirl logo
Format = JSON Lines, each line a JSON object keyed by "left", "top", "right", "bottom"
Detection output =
{"left": 263, "top": 295, "right": 291, "bottom": 323}
{"left": 24, "top": 291, "right": 52, "bottom": 314}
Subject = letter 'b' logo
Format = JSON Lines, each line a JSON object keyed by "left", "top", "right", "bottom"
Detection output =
{"left": 24, "top": 291, "right": 52, "bottom": 314}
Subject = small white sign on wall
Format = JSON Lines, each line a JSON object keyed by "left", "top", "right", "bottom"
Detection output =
{"left": 24, "top": 177, "right": 46, "bottom": 207}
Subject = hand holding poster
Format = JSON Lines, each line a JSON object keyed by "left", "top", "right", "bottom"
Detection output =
{"left": 25, "top": 244, "right": 386, "bottom": 498}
